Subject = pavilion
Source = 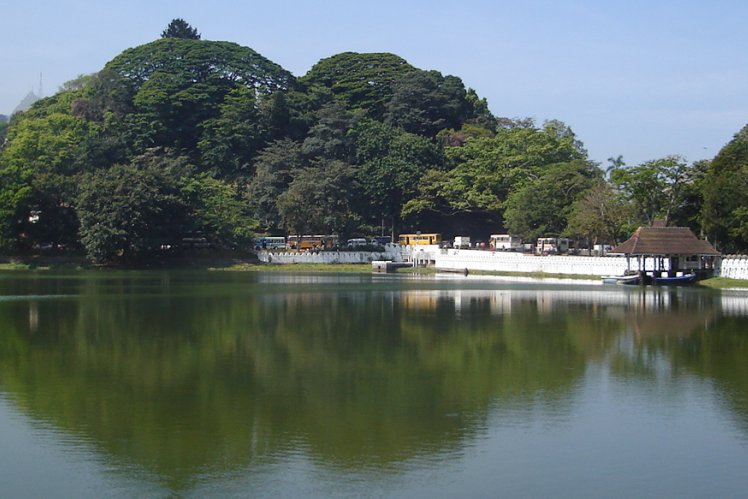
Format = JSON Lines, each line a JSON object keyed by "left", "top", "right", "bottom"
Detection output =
{"left": 610, "top": 225, "right": 720, "bottom": 280}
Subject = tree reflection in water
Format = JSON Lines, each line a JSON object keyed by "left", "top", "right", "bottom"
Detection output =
{"left": 0, "top": 272, "right": 745, "bottom": 490}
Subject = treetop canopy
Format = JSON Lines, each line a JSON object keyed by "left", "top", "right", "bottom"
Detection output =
{"left": 161, "top": 18, "right": 201, "bottom": 40}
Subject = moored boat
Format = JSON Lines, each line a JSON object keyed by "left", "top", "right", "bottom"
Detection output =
{"left": 601, "top": 274, "right": 640, "bottom": 285}
{"left": 652, "top": 273, "right": 698, "bottom": 285}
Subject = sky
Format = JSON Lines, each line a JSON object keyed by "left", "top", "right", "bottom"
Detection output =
{"left": 2, "top": 0, "right": 747, "bottom": 166}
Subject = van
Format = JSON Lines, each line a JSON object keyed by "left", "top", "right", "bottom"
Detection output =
{"left": 347, "top": 238, "right": 368, "bottom": 248}
{"left": 453, "top": 236, "right": 471, "bottom": 249}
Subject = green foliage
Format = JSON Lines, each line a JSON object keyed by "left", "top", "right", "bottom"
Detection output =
{"left": 5, "top": 28, "right": 746, "bottom": 259}
{"left": 385, "top": 70, "right": 472, "bottom": 136}
{"left": 405, "top": 121, "right": 586, "bottom": 220}
{"left": 93, "top": 38, "right": 296, "bottom": 152}
{"left": 277, "top": 159, "right": 359, "bottom": 236}
{"left": 351, "top": 119, "right": 443, "bottom": 235}
{"left": 76, "top": 152, "right": 191, "bottom": 263}
{"left": 611, "top": 155, "right": 691, "bottom": 226}
{"left": 302, "top": 100, "right": 363, "bottom": 161}
{"left": 198, "top": 86, "right": 264, "bottom": 177}
{"left": 1, "top": 93, "right": 96, "bottom": 248}
{"left": 503, "top": 160, "right": 600, "bottom": 241}
{"left": 161, "top": 18, "right": 201, "bottom": 40}
{"left": 301, "top": 52, "right": 415, "bottom": 119}
{"left": 0, "top": 162, "right": 32, "bottom": 251}
{"left": 179, "top": 174, "right": 256, "bottom": 248}
{"left": 702, "top": 125, "right": 748, "bottom": 251}
{"left": 566, "top": 181, "right": 632, "bottom": 244}
{"left": 248, "top": 139, "right": 305, "bottom": 232}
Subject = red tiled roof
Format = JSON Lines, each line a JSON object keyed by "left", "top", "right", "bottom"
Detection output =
{"left": 611, "top": 227, "right": 720, "bottom": 256}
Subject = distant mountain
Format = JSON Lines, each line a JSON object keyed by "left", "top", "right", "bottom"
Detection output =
{"left": 0, "top": 114, "right": 8, "bottom": 123}
{"left": 12, "top": 91, "right": 40, "bottom": 114}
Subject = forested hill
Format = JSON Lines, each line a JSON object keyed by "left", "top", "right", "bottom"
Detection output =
{"left": 1, "top": 22, "right": 747, "bottom": 263}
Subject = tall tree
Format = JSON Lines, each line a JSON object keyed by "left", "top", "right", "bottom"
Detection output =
{"left": 611, "top": 155, "right": 690, "bottom": 227}
{"left": 301, "top": 52, "right": 414, "bottom": 119}
{"left": 277, "top": 159, "right": 359, "bottom": 237}
{"left": 92, "top": 38, "right": 296, "bottom": 154}
{"left": 248, "top": 139, "right": 305, "bottom": 232}
{"left": 198, "top": 86, "right": 264, "bottom": 178}
{"left": 566, "top": 181, "right": 632, "bottom": 245}
{"left": 404, "top": 121, "right": 586, "bottom": 220}
{"left": 161, "top": 18, "right": 201, "bottom": 40}
{"left": 385, "top": 70, "right": 471, "bottom": 137}
{"left": 351, "top": 119, "right": 443, "bottom": 237}
{"left": 503, "top": 160, "right": 600, "bottom": 242}
{"left": 701, "top": 125, "right": 748, "bottom": 251}
{"left": 605, "top": 154, "right": 625, "bottom": 179}
{"left": 77, "top": 154, "right": 191, "bottom": 263}
{"left": 301, "top": 100, "right": 362, "bottom": 161}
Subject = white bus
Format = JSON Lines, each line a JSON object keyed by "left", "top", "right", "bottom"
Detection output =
{"left": 489, "top": 234, "right": 522, "bottom": 250}
{"left": 254, "top": 236, "right": 287, "bottom": 250}
{"left": 535, "top": 237, "right": 570, "bottom": 255}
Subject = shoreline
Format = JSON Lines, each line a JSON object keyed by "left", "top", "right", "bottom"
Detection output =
{"left": 2, "top": 256, "right": 747, "bottom": 288}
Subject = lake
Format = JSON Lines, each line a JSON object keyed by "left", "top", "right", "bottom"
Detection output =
{"left": 1, "top": 270, "right": 747, "bottom": 498}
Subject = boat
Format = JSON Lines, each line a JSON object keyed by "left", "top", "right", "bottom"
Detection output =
{"left": 601, "top": 274, "right": 640, "bottom": 285}
{"left": 652, "top": 273, "right": 698, "bottom": 285}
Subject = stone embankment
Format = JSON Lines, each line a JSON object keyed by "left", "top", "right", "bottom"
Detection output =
{"left": 257, "top": 244, "right": 405, "bottom": 265}
{"left": 717, "top": 256, "right": 748, "bottom": 280}
{"left": 433, "top": 249, "right": 629, "bottom": 276}
{"left": 258, "top": 245, "right": 748, "bottom": 281}
{"left": 435, "top": 249, "right": 748, "bottom": 279}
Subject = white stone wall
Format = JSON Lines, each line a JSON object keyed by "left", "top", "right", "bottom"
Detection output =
{"left": 434, "top": 249, "right": 630, "bottom": 276}
{"left": 435, "top": 250, "right": 748, "bottom": 279}
{"left": 716, "top": 256, "right": 748, "bottom": 280}
{"left": 257, "top": 246, "right": 748, "bottom": 280}
{"left": 258, "top": 245, "right": 405, "bottom": 264}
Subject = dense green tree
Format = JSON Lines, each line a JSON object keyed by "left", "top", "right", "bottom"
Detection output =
{"left": 76, "top": 152, "right": 191, "bottom": 263}
{"left": 277, "top": 159, "right": 359, "bottom": 237}
{"left": 611, "top": 155, "right": 691, "bottom": 227}
{"left": 669, "top": 159, "right": 709, "bottom": 231}
{"left": 0, "top": 92, "right": 95, "bottom": 249}
{"left": 503, "top": 160, "right": 600, "bottom": 241}
{"left": 351, "top": 119, "right": 443, "bottom": 237}
{"left": 384, "top": 70, "right": 472, "bottom": 136}
{"left": 566, "top": 181, "right": 632, "bottom": 245}
{"left": 437, "top": 122, "right": 495, "bottom": 148}
{"left": 0, "top": 161, "right": 32, "bottom": 251}
{"left": 301, "top": 100, "right": 362, "bottom": 161}
{"left": 301, "top": 52, "right": 415, "bottom": 119}
{"left": 404, "top": 120, "right": 586, "bottom": 220}
{"left": 161, "top": 18, "right": 201, "bottom": 40}
{"left": 701, "top": 125, "right": 748, "bottom": 251}
{"left": 91, "top": 38, "right": 296, "bottom": 153}
{"left": 179, "top": 173, "right": 256, "bottom": 249}
{"left": 248, "top": 139, "right": 305, "bottom": 232}
{"left": 198, "top": 86, "right": 264, "bottom": 178}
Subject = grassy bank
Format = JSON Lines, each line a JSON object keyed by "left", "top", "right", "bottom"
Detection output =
{"left": 698, "top": 277, "right": 748, "bottom": 289}
{"left": 213, "top": 262, "right": 373, "bottom": 273}
{"left": 463, "top": 269, "right": 600, "bottom": 280}
{"left": 0, "top": 261, "right": 91, "bottom": 271}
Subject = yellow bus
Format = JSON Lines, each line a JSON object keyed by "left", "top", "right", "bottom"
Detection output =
{"left": 398, "top": 233, "right": 442, "bottom": 246}
{"left": 287, "top": 235, "right": 338, "bottom": 250}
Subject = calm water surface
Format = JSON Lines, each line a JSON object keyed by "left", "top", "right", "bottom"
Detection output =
{"left": 1, "top": 270, "right": 747, "bottom": 498}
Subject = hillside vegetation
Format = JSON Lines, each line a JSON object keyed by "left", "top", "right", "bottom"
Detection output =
{"left": 1, "top": 20, "right": 746, "bottom": 263}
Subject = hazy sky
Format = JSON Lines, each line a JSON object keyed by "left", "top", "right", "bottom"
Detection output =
{"left": 3, "top": 0, "right": 747, "bottom": 166}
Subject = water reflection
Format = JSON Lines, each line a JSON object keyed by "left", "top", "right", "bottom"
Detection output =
{"left": 0, "top": 272, "right": 747, "bottom": 493}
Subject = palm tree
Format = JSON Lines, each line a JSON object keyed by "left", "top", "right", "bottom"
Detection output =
{"left": 605, "top": 154, "right": 625, "bottom": 180}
